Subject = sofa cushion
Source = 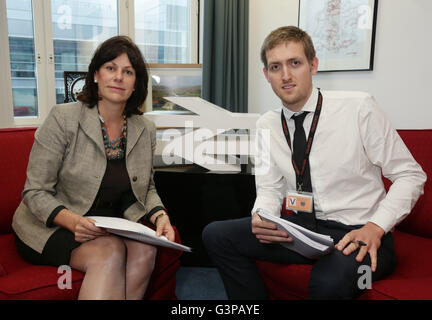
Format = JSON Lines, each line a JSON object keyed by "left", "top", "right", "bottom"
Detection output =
{"left": 395, "top": 130, "right": 432, "bottom": 238}
{"left": 256, "top": 261, "right": 311, "bottom": 299}
{"left": 0, "top": 128, "right": 37, "bottom": 234}
{"left": 389, "top": 230, "right": 432, "bottom": 279}
{"left": 0, "top": 228, "right": 182, "bottom": 299}
{"left": 0, "top": 234, "right": 33, "bottom": 273}
{"left": 0, "top": 264, "right": 6, "bottom": 277}
{"left": 256, "top": 229, "right": 432, "bottom": 300}
{"left": 360, "top": 230, "right": 432, "bottom": 300}
{"left": 0, "top": 233, "right": 82, "bottom": 299}
{"left": 0, "top": 265, "right": 84, "bottom": 300}
{"left": 360, "top": 278, "right": 432, "bottom": 300}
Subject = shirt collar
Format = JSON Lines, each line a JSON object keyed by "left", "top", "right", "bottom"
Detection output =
{"left": 282, "top": 86, "right": 319, "bottom": 120}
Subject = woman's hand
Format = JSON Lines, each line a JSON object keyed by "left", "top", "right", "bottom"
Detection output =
{"left": 153, "top": 211, "right": 175, "bottom": 242}
{"left": 73, "top": 216, "right": 109, "bottom": 243}
{"left": 53, "top": 209, "right": 109, "bottom": 243}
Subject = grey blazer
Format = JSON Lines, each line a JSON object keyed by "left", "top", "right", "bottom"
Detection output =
{"left": 12, "top": 101, "right": 164, "bottom": 253}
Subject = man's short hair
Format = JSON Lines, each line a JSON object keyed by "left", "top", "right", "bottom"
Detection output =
{"left": 260, "top": 26, "right": 316, "bottom": 69}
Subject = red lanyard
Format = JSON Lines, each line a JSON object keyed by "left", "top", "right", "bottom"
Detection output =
{"left": 281, "top": 90, "right": 323, "bottom": 189}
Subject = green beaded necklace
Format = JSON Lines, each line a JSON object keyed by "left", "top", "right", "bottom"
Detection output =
{"left": 98, "top": 113, "right": 127, "bottom": 160}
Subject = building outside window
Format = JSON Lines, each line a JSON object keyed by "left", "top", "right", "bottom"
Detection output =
{"left": 51, "top": 0, "right": 119, "bottom": 104}
{"left": 6, "top": 0, "right": 198, "bottom": 119}
{"left": 135, "top": 0, "right": 191, "bottom": 64}
{"left": 7, "top": 0, "right": 38, "bottom": 117}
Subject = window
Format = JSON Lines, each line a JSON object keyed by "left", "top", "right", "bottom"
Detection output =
{"left": 51, "top": 0, "right": 119, "bottom": 104}
{"left": 2, "top": 0, "right": 200, "bottom": 125}
{"left": 6, "top": 0, "right": 38, "bottom": 117}
{"left": 135, "top": 0, "right": 195, "bottom": 64}
{"left": 134, "top": 0, "right": 201, "bottom": 112}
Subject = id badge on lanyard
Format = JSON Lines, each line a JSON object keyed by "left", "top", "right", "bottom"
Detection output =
{"left": 281, "top": 90, "right": 323, "bottom": 214}
{"left": 286, "top": 191, "right": 314, "bottom": 213}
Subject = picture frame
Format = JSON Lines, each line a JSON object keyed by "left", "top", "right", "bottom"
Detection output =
{"left": 298, "top": 0, "right": 378, "bottom": 72}
{"left": 146, "top": 64, "right": 202, "bottom": 113}
{"left": 63, "top": 71, "right": 87, "bottom": 103}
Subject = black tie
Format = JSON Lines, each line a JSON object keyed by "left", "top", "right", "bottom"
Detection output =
{"left": 292, "top": 112, "right": 317, "bottom": 231}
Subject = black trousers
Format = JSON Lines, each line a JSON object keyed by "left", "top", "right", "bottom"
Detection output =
{"left": 202, "top": 216, "right": 397, "bottom": 300}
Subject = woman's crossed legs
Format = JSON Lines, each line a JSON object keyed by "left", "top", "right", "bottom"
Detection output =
{"left": 70, "top": 235, "right": 157, "bottom": 300}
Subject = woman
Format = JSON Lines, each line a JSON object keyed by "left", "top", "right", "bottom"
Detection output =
{"left": 12, "top": 36, "right": 175, "bottom": 300}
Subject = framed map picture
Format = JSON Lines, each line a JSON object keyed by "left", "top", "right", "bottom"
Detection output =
{"left": 299, "top": 0, "right": 378, "bottom": 72}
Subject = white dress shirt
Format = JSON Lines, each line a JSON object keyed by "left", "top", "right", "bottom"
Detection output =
{"left": 252, "top": 87, "right": 427, "bottom": 233}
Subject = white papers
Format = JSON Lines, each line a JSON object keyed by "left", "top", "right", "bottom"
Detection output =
{"left": 257, "top": 210, "right": 334, "bottom": 259}
{"left": 91, "top": 216, "right": 192, "bottom": 252}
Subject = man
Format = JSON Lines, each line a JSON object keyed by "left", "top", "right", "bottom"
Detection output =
{"left": 202, "top": 26, "right": 426, "bottom": 299}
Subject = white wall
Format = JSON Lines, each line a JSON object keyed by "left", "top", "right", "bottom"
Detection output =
{"left": 249, "top": 0, "right": 432, "bottom": 129}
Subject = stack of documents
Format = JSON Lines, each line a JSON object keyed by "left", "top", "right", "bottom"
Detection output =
{"left": 257, "top": 210, "right": 334, "bottom": 259}
{"left": 91, "top": 216, "right": 192, "bottom": 252}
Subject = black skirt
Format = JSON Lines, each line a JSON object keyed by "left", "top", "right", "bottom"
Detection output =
{"left": 14, "top": 207, "right": 118, "bottom": 267}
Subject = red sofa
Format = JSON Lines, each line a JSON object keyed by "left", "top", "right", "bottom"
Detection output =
{"left": 256, "top": 129, "right": 432, "bottom": 300}
{"left": 0, "top": 127, "right": 182, "bottom": 300}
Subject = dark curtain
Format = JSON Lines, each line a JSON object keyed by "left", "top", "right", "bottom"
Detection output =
{"left": 202, "top": 0, "right": 249, "bottom": 113}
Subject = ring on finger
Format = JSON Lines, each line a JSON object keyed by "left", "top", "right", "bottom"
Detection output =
{"left": 354, "top": 240, "right": 367, "bottom": 247}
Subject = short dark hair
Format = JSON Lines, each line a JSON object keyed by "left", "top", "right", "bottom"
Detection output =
{"left": 261, "top": 26, "right": 316, "bottom": 70}
{"left": 77, "top": 35, "right": 148, "bottom": 117}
